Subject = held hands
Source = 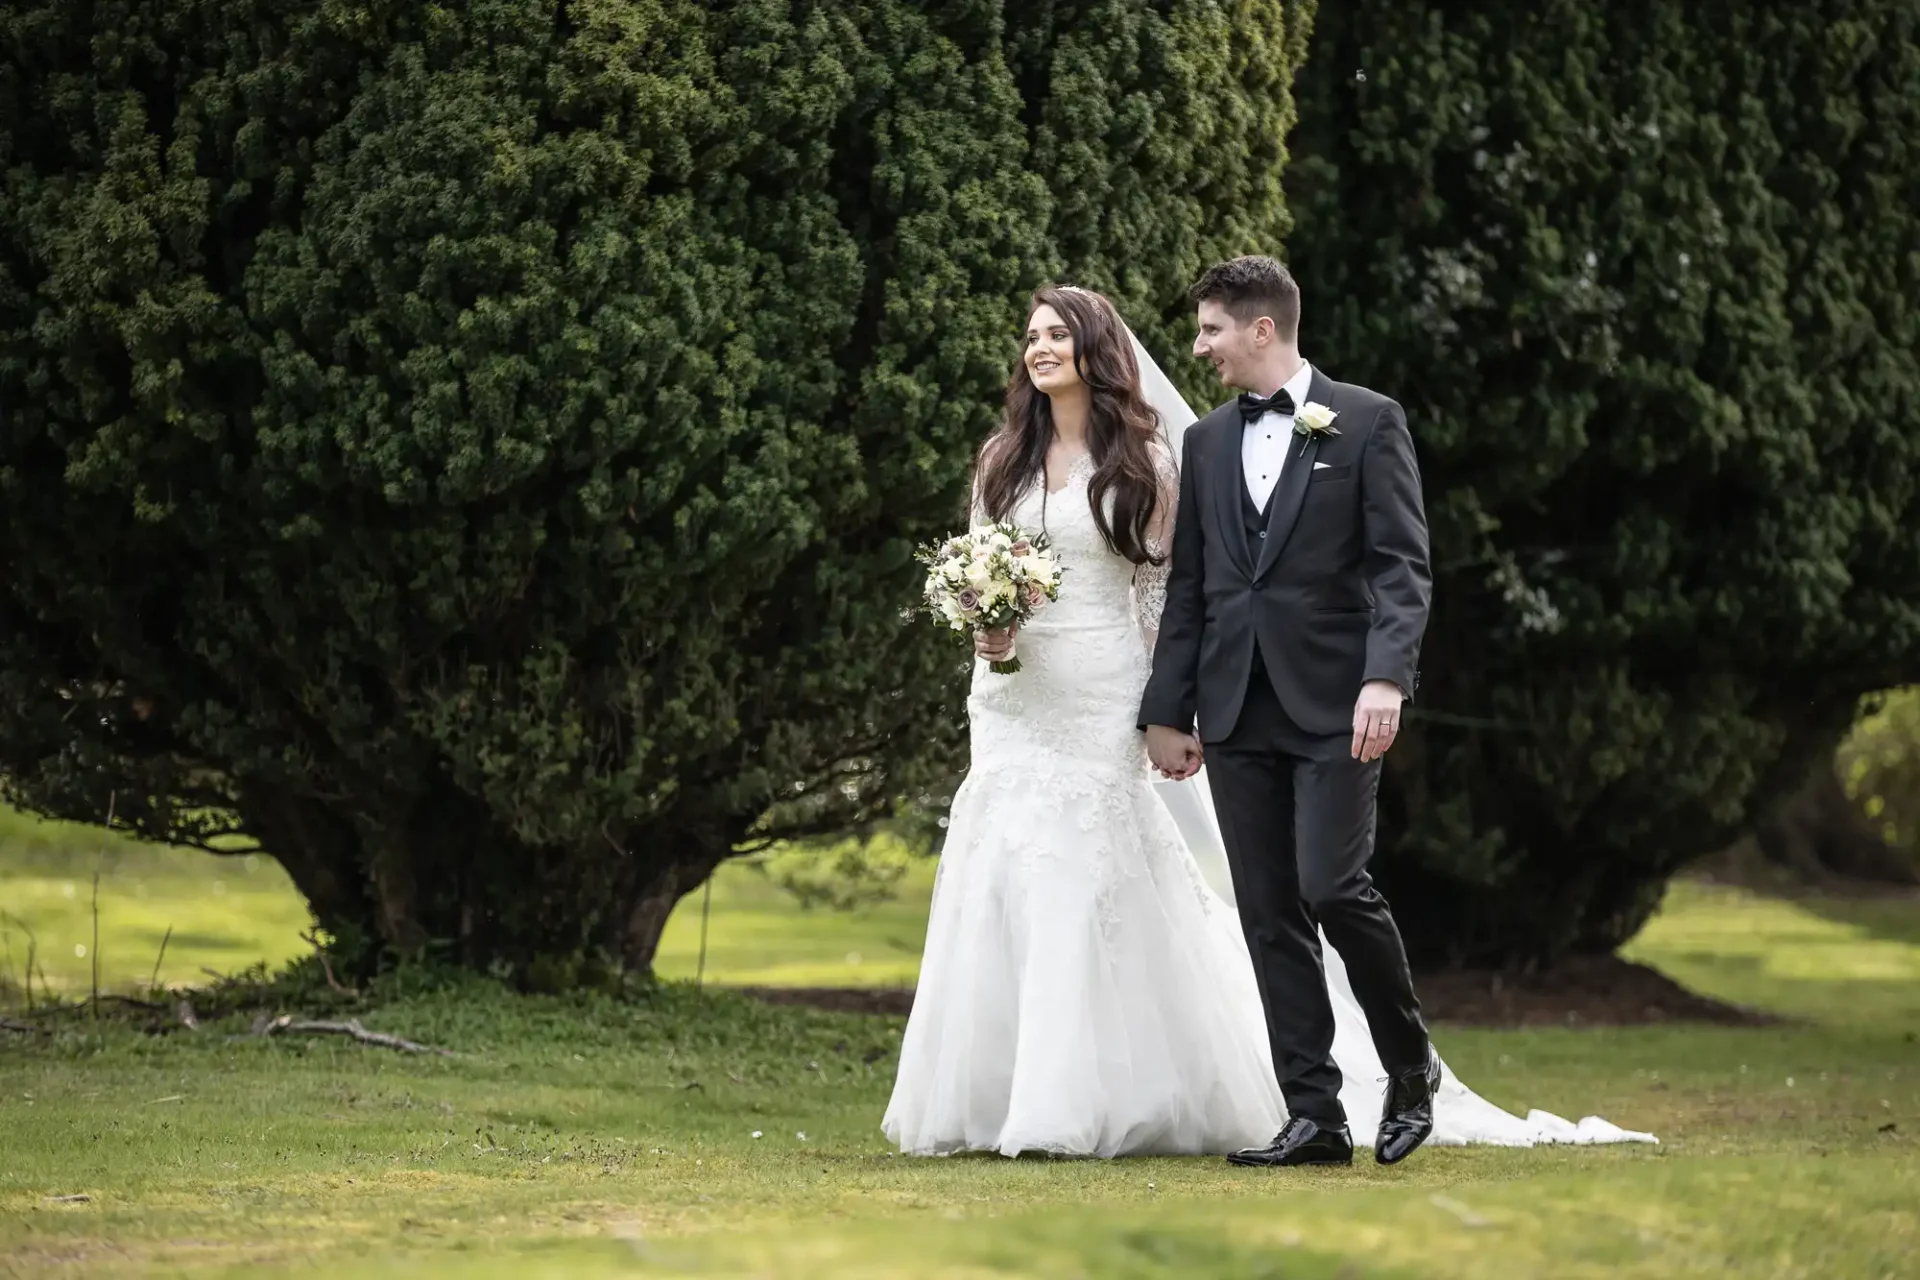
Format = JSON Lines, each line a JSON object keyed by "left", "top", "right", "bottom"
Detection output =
{"left": 974, "top": 626, "right": 1016, "bottom": 662}
{"left": 1145, "top": 725, "right": 1204, "bottom": 781}
{"left": 1351, "top": 679, "right": 1405, "bottom": 763}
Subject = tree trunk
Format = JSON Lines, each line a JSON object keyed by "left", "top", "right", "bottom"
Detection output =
{"left": 245, "top": 777, "right": 742, "bottom": 987}
{"left": 241, "top": 784, "right": 380, "bottom": 956}
{"left": 605, "top": 814, "right": 735, "bottom": 975}
{"left": 613, "top": 860, "right": 711, "bottom": 975}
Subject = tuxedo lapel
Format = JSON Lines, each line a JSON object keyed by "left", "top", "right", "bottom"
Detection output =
{"left": 1210, "top": 410, "right": 1254, "bottom": 577}
{"left": 1253, "top": 367, "right": 1335, "bottom": 580}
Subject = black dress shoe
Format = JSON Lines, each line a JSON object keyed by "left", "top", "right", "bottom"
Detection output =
{"left": 1375, "top": 1047, "right": 1443, "bottom": 1166}
{"left": 1226, "top": 1116, "right": 1354, "bottom": 1167}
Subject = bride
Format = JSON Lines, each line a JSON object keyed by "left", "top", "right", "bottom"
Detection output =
{"left": 881, "top": 284, "right": 1654, "bottom": 1159}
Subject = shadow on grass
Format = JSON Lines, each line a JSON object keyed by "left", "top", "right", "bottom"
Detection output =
{"left": 1787, "top": 887, "right": 1920, "bottom": 951}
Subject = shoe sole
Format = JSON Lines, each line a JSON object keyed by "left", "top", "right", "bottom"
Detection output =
{"left": 1225, "top": 1154, "right": 1354, "bottom": 1168}
{"left": 1374, "top": 1127, "right": 1435, "bottom": 1166}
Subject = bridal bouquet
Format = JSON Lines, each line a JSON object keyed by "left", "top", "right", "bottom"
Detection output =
{"left": 917, "top": 523, "right": 1063, "bottom": 674}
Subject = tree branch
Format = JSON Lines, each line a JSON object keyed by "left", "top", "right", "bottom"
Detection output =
{"left": 298, "top": 929, "right": 359, "bottom": 997}
{"left": 93, "top": 993, "right": 165, "bottom": 1012}
{"left": 181, "top": 839, "right": 266, "bottom": 857}
{"left": 747, "top": 800, "right": 896, "bottom": 850}
{"left": 257, "top": 1014, "right": 453, "bottom": 1056}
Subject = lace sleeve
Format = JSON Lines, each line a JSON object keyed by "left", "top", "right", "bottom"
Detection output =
{"left": 969, "top": 440, "right": 997, "bottom": 527}
{"left": 1132, "top": 440, "right": 1180, "bottom": 649}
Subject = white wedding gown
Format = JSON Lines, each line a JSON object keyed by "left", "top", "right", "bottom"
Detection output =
{"left": 882, "top": 451, "right": 1656, "bottom": 1157}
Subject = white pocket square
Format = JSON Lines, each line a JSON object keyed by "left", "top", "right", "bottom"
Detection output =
{"left": 1312, "top": 460, "right": 1332, "bottom": 470}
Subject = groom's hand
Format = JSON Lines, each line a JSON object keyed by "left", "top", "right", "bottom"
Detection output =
{"left": 1145, "top": 726, "right": 1203, "bottom": 781}
{"left": 1352, "top": 680, "right": 1405, "bottom": 763}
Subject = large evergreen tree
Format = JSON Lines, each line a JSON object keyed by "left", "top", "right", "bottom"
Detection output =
{"left": 1286, "top": 1, "right": 1920, "bottom": 965}
{"left": 0, "top": 0, "right": 1310, "bottom": 982}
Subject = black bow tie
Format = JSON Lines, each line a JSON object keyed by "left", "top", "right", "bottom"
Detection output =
{"left": 1238, "top": 388, "right": 1295, "bottom": 424}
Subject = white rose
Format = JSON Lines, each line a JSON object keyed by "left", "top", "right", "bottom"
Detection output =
{"left": 1296, "top": 402, "right": 1339, "bottom": 434}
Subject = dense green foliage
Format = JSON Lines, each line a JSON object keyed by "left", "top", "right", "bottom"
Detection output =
{"left": 1287, "top": 2, "right": 1920, "bottom": 964}
{"left": 1000, "top": 0, "right": 1308, "bottom": 401}
{"left": 0, "top": 0, "right": 1308, "bottom": 980}
{"left": 1839, "top": 687, "right": 1920, "bottom": 874}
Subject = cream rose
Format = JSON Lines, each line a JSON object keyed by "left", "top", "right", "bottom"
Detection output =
{"left": 1294, "top": 401, "right": 1340, "bottom": 437}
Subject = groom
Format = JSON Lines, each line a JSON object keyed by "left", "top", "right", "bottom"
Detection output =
{"left": 1140, "top": 256, "right": 1440, "bottom": 1168}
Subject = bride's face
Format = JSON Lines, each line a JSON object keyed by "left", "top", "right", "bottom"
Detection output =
{"left": 1024, "top": 304, "right": 1082, "bottom": 396}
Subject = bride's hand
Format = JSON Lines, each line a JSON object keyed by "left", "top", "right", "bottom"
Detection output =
{"left": 975, "top": 627, "right": 1016, "bottom": 661}
{"left": 1145, "top": 726, "right": 1203, "bottom": 781}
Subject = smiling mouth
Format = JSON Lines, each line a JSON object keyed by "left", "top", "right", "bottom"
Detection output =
{"left": 1033, "top": 361, "right": 1060, "bottom": 374}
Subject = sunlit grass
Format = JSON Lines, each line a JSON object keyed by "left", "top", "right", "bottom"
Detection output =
{"left": 0, "top": 809, "right": 310, "bottom": 997}
{"left": 1625, "top": 879, "right": 1920, "bottom": 1028}
{"left": 653, "top": 859, "right": 932, "bottom": 988}
{"left": 3, "top": 809, "right": 1919, "bottom": 1276}
{"left": 3, "top": 980, "right": 1914, "bottom": 1277}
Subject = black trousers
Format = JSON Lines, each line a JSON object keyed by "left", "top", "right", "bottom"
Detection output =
{"left": 1205, "top": 658, "right": 1429, "bottom": 1127}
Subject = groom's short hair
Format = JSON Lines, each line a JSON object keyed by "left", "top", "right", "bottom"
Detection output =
{"left": 1189, "top": 256, "right": 1300, "bottom": 340}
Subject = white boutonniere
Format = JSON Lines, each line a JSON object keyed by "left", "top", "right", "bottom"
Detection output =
{"left": 1294, "top": 402, "right": 1340, "bottom": 456}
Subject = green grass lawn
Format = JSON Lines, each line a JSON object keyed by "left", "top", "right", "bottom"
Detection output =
{"left": 3, "top": 810, "right": 1918, "bottom": 1277}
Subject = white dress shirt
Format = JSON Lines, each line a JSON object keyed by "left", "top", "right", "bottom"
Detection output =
{"left": 1243, "top": 360, "right": 1316, "bottom": 510}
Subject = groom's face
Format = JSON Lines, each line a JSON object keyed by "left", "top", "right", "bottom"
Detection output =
{"left": 1192, "top": 299, "right": 1267, "bottom": 392}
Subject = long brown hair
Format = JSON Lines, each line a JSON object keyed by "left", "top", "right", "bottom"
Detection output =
{"left": 975, "top": 286, "right": 1167, "bottom": 565}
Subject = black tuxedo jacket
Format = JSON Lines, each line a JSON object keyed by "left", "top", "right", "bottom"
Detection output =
{"left": 1138, "top": 367, "right": 1431, "bottom": 741}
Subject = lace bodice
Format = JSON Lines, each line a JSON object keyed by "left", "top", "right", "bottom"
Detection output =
{"left": 961, "top": 441, "right": 1181, "bottom": 806}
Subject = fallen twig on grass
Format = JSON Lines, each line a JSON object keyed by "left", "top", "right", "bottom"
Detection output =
{"left": 44, "top": 1194, "right": 93, "bottom": 1205}
{"left": 1, "top": 1016, "right": 49, "bottom": 1036}
{"left": 257, "top": 1014, "right": 453, "bottom": 1057}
